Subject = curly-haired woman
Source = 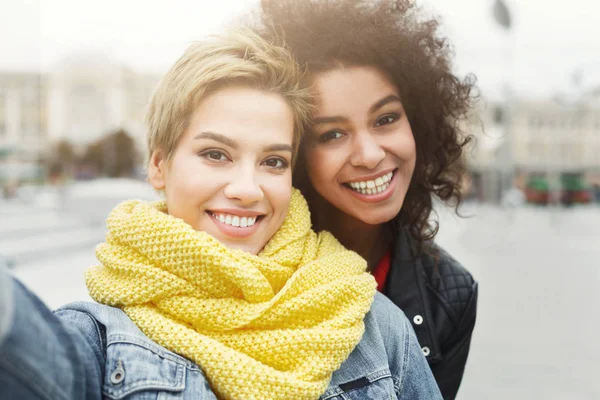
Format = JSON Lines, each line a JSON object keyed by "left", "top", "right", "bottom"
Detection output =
{"left": 257, "top": 1, "right": 479, "bottom": 398}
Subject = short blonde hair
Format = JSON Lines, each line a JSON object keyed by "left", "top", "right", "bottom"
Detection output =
{"left": 146, "top": 28, "right": 312, "bottom": 164}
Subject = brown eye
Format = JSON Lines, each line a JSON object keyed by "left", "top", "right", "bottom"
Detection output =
{"left": 200, "top": 150, "right": 229, "bottom": 162}
{"left": 318, "top": 130, "right": 345, "bottom": 143}
{"left": 375, "top": 114, "right": 398, "bottom": 127}
{"left": 263, "top": 157, "right": 289, "bottom": 169}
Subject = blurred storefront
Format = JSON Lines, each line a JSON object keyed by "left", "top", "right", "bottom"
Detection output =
{"left": 467, "top": 91, "right": 600, "bottom": 205}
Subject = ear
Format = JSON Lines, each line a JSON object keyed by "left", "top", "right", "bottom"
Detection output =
{"left": 147, "top": 150, "right": 167, "bottom": 190}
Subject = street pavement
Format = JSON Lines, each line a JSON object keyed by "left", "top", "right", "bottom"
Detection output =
{"left": 435, "top": 203, "right": 600, "bottom": 400}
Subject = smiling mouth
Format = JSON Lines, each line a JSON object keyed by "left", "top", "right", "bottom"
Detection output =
{"left": 344, "top": 170, "right": 396, "bottom": 195}
{"left": 207, "top": 211, "right": 264, "bottom": 228}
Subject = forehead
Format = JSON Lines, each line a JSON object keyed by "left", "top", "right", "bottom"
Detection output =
{"left": 312, "top": 66, "right": 399, "bottom": 114}
{"left": 187, "top": 85, "right": 295, "bottom": 145}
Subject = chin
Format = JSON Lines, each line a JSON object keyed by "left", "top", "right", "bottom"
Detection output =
{"left": 358, "top": 213, "right": 397, "bottom": 226}
{"left": 349, "top": 204, "right": 403, "bottom": 226}
{"left": 226, "top": 241, "right": 262, "bottom": 255}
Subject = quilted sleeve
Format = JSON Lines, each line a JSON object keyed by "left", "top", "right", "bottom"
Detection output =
{"left": 431, "top": 277, "right": 478, "bottom": 400}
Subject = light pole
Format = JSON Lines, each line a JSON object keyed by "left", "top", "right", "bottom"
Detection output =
{"left": 491, "top": 0, "right": 515, "bottom": 204}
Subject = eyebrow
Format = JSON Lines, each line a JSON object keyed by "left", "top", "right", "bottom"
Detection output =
{"left": 194, "top": 131, "right": 292, "bottom": 153}
{"left": 264, "top": 144, "right": 293, "bottom": 153}
{"left": 370, "top": 94, "right": 403, "bottom": 114}
{"left": 194, "top": 131, "right": 237, "bottom": 148}
{"left": 313, "top": 115, "right": 347, "bottom": 125}
{"left": 312, "top": 94, "right": 403, "bottom": 125}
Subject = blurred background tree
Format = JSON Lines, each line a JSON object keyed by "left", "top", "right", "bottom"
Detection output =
{"left": 45, "top": 139, "right": 76, "bottom": 180}
{"left": 79, "top": 129, "right": 137, "bottom": 178}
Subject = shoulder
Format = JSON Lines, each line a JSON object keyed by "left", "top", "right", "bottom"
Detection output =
{"left": 365, "top": 292, "right": 409, "bottom": 332}
{"left": 55, "top": 302, "right": 128, "bottom": 335}
{"left": 362, "top": 293, "right": 414, "bottom": 372}
{"left": 56, "top": 302, "right": 198, "bottom": 367}
{"left": 420, "top": 243, "right": 478, "bottom": 319}
{"left": 392, "top": 225, "right": 477, "bottom": 292}
{"left": 389, "top": 228, "right": 477, "bottom": 345}
{"left": 392, "top": 227, "right": 477, "bottom": 319}
{"left": 323, "top": 293, "right": 420, "bottom": 399}
{"left": 426, "top": 243, "right": 475, "bottom": 285}
{"left": 56, "top": 302, "right": 213, "bottom": 398}
{"left": 345, "top": 292, "right": 413, "bottom": 367}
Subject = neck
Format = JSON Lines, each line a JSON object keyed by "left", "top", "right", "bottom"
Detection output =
{"left": 313, "top": 203, "right": 393, "bottom": 271}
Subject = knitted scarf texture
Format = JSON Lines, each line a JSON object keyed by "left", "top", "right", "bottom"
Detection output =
{"left": 86, "top": 190, "right": 376, "bottom": 400}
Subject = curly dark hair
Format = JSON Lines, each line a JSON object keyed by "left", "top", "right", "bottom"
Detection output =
{"left": 257, "top": 0, "right": 477, "bottom": 245}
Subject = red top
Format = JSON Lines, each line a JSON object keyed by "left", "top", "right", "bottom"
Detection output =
{"left": 372, "top": 250, "right": 392, "bottom": 292}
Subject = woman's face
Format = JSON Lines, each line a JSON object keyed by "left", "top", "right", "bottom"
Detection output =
{"left": 148, "top": 85, "right": 294, "bottom": 255}
{"left": 305, "top": 66, "right": 416, "bottom": 225}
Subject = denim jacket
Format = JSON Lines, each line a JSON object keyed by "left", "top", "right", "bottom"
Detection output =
{"left": 0, "top": 268, "right": 442, "bottom": 400}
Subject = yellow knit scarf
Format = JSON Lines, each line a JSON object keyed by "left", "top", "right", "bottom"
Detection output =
{"left": 86, "top": 190, "right": 376, "bottom": 400}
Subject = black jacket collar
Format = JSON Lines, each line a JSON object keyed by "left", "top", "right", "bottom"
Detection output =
{"left": 384, "top": 225, "right": 443, "bottom": 362}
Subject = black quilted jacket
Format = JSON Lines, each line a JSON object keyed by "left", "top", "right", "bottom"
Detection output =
{"left": 383, "top": 225, "right": 478, "bottom": 400}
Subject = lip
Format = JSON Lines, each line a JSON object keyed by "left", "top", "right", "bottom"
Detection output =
{"left": 207, "top": 208, "right": 266, "bottom": 218}
{"left": 207, "top": 211, "right": 263, "bottom": 238}
{"left": 343, "top": 169, "right": 398, "bottom": 203}
{"left": 343, "top": 168, "right": 397, "bottom": 184}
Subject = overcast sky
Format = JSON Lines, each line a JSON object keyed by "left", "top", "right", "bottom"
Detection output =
{"left": 2, "top": 0, "right": 600, "bottom": 99}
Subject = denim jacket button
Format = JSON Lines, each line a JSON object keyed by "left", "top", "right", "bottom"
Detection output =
{"left": 110, "top": 360, "right": 125, "bottom": 385}
{"left": 421, "top": 346, "right": 430, "bottom": 357}
{"left": 110, "top": 369, "right": 125, "bottom": 385}
{"left": 413, "top": 315, "right": 423, "bottom": 325}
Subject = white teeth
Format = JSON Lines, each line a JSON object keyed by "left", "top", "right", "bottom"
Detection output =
{"left": 346, "top": 171, "right": 394, "bottom": 196}
{"left": 211, "top": 212, "right": 259, "bottom": 228}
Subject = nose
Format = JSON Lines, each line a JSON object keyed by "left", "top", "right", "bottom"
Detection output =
{"left": 223, "top": 164, "right": 264, "bottom": 205}
{"left": 349, "top": 131, "right": 386, "bottom": 169}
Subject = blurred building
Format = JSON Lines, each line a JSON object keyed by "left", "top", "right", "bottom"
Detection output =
{"left": 468, "top": 90, "right": 600, "bottom": 203}
{"left": 511, "top": 93, "right": 600, "bottom": 172}
{"left": 47, "top": 55, "right": 160, "bottom": 152}
{"left": 0, "top": 72, "right": 47, "bottom": 183}
{"left": 0, "top": 56, "right": 161, "bottom": 184}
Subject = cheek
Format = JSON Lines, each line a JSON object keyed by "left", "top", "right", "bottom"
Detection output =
{"left": 166, "top": 158, "right": 211, "bottom": 200}
{"left": 390, "top": 127, "right": 417, "bottom": 162}
{"left": 264, "top": 173, "right": 293, "bottom": 212}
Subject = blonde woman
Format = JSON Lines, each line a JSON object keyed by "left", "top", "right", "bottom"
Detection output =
{"left": 0, "top": 29, "right": 441, "bottom": 400}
